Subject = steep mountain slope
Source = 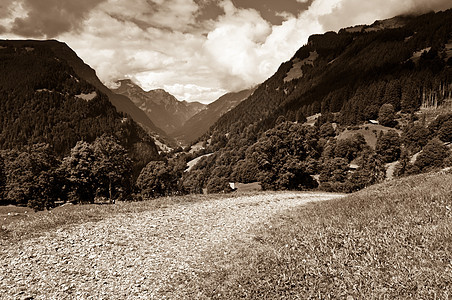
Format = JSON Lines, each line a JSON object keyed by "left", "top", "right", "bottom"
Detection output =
{"left": 206, "top": 10, "right": 452, "bottom": 141}
{"left": 173, "top": 88, "right": 256, "bottom": 144}
{"left": 113, "top": 79, "right": 205, "bottom": 134}
{"left": 0, "top": 40, "right": 159, "bottom": 168}
{"left": 177, "top": 9, "right": 452, "bottom": 194}
{"left": 27, "top": 40, "right": 168, "bottom": 140}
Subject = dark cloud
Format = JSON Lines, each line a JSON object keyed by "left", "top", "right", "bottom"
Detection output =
{"left": 407, "top": 0, "right": 452, "bottom": 14}
{"left": 10, "top": 0, "right": 106, "bottom": 38}
{"left": 196, "top": 0, "right": 225, "bottom": 22}
{"left": 233, "top": 0, "right": 312, "bottom": 24}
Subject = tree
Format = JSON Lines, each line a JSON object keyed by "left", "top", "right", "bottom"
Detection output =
{"left": 414, "top": 138, "right": 449, "bottom": 172}
{"left": 438, "top": 119, "right": 452, "bottom": 143}
{"left": 1, "top": 144, "right": 62, "bottom": 210}
{"left": 319, "top": 157, "right": 349, "bottom": 184}
{"left": 378, "top": 103, "right": 396, "bottom": 127}
{"left": 401, "top": 85, "right": 419, "bottom": 113}
{"left": 182, "top": 169, "right": 206, "bottom": 194}
{"left": 383, "top": 81, "right": 401, "bottom": 111}
{"left": 60, "top": 141, "right": 97, "bottom": 204}
{"left": 319, "top": 122, "right": 336, "bottom": 138}
{"left": 296, "top": 109, "right": 307, "bottom": 123}
{"left": 402, "top": 124, "right": 431, "bottom": 153}
{"left": 92, "top": 135, "right": 133, "bottom": 203}
{"left": 393, "top": 148, "right": 411, "bottom": 177}
{"left": 206, "top": 176, "right": 233, "bottom": 194}
{"left": 137, "top": 160, "right": 183, "bottom": 198}
{"left": 363, "top": 104, "right": 380, "bottom": 120}
{"left": 334, "top": 134, "right": 367, "bottom": 162}
{"left": 376, "top": 130, "right": 402, "bottom": 163}
{"left": 243, "top": 122, "right": 318, "bottom": 191}
{"left": 348, "top": 150, "right": 385, "bottom": 191}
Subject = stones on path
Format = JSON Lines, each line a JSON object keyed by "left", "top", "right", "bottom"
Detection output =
{"left": 0, "top": 192, "right": 343, "bottom": 299}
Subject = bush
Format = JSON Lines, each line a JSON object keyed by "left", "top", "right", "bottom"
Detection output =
{"left": 206, "top": 176, "right": 233, "bottom": 194}
{"left": 378, "top": 103, "right": 396, "bottom": 127}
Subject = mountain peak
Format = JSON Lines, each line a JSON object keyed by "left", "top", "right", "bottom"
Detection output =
{"left": 112, "top": 80, "right": 206, "bottom": 135}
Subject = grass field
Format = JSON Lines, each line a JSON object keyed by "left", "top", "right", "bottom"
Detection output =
{"left": 0, "top": 193, "right": 237, "bottom": 242}
{"left": 1, "top": 171, "right": 451, "bottom": 298}
{"left": 177, "top": 171, "right": 452, "bottom": 299}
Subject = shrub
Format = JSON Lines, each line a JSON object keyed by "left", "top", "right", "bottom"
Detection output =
{"left": 206, "top": 176, "right": 233, "bottom": 194}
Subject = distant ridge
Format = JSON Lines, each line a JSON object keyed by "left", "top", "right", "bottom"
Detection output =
{"left": 0, "top": 40, "right": 160, "bottom": 172}
{"left": 113, "top": 79, "right": 205, "bottom": 135}
{"left": 173, "top": 87, "right": 256, "bottom": 144}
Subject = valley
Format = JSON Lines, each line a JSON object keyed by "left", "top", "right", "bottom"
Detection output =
{"left": 0, "top": 6, "right": 452, "bottom": 299}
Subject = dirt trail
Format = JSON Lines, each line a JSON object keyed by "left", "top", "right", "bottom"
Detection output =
{"left": 0, "top": 192, "right": 343, "bottom": 299}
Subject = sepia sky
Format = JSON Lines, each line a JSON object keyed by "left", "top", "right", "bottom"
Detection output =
{"left": 1, "top": 0, "right": 451, "bottom": 103}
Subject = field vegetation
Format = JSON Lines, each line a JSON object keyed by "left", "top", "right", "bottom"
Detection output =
{"left": 175, "top": 170, "right": 452, "bottom": 299}
{"left": 1, "top": 169, "right": 451, "bottom": 298}
{"left": 0, "top": 193, "right": 229, "bottom": 242}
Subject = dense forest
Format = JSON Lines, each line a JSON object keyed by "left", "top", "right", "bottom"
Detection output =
{"left": 0, "top": 41, "right": 160, "bottom": 209}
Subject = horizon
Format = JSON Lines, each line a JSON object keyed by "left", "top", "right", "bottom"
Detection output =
{"left": 1, "top": 0, "right": 451, "bottom": 103}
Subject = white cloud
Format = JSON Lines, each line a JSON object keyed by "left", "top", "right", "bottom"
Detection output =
{"left": 2, "top": 0, "right": 451, "bottom": 103}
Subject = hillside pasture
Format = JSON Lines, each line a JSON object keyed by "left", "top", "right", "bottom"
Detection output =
{"left": 183, "top": 170, "right": 452, "bottom": 299}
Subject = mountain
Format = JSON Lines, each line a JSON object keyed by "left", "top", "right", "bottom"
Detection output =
{"left": 112, "top": 79, "right": 205, "bottom": 135}
{"left": 31, "top": 40, "right": 169, "bottom": 142}
{"left": 0, "top": 40, "right": 160, "bottom": 173}
{"left": 205, "top": 10, "right": 452, "bottom": 141}
{"left": 177, "top": 9, "right": 452, "bottom": 194}
{"left": 173, "top": 87, "right": 256, "bottom": 144}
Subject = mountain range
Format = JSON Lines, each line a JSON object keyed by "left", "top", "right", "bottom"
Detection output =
{"left": 1, "top": 9, "right": 451, "bottom": 196}
{"left": 176, "top": 9, "right": 452, "bottom": 194}
{"left": 112, "top": 79, "right": 205, "bottom": 135}
{"left": 172, "top": 87, "right": 256, "bottom": 143}
{"left": 0, "top": 39, "right": 160, "bottom": 175}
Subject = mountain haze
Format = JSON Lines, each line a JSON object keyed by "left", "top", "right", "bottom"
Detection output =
{"left": 113, "top": 79, "right": 205, "bottom": 135}
{"left": 173, "top": 88, "right": 256, "bottom": 144}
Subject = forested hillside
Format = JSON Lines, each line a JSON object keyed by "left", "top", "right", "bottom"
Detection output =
{"left": 145, "top": 10, "right": 452, "bottom": 196}
{"left": 0, "top": 41, "right": 160, "bottom": 209}
{"left": 39, "top": 40, "right": 168, "bottom": 139}
{"left": 208, "top": 10, "right": 452, "bottom": 139}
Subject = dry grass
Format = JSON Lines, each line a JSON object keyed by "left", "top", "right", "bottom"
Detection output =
{"left": 2, "top": 172, "right": 451, "bottom": 298}
{"left": 0, "top": 193, "right": 235, "bottom": 243}
{"left": 181, "top": 171, "right": 452, "bottom": 299}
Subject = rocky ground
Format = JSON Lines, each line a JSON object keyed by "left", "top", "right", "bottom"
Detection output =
{"left": 0, "top": 192, "right": 343, "bottom": 299}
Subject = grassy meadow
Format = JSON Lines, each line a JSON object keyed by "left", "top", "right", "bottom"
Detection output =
{"left": 180, "top": 171, "right": 452, "bottom": 299}
{"left": 0, "top": 193, "right": 239, "bottom": 242}
{"left": 1, "top": 171, "right": 451, "bottom": 299}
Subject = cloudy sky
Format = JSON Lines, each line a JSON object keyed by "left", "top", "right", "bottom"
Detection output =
{"left": 1, "top": 0, "right": 451, "bottom": 103}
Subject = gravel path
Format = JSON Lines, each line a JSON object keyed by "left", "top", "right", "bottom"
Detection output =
{"left": 0, "top": 192, "right": 343, "bottom": 299}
